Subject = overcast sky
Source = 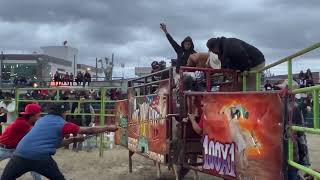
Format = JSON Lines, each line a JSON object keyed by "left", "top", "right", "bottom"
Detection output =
{"left": 0, "top": 0, "right": 319, "bottom": 77}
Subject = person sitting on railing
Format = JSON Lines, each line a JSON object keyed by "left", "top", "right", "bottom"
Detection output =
{"left": 160, "top": 23, "right": 196, "bottom": 73}
{"left": 206, "top": 37, "right": 265, "bottom": 90}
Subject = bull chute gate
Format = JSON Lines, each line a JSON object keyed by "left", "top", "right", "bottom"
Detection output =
{"left": 242, "top": 42, "right": 320, "bottom": 179}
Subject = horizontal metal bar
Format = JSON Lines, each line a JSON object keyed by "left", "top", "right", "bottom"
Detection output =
{"left": 253, "top": 42, "right": 320, "bottom": 72}
{"left": 129, "top": 68, "right": 172, "bottom": 82}
{"left": 129, "top": 79, "right": 169, "bottom": 89}
{"left": 291, "top": 126, "right": 320, "bottom": 134}
{"left": 183, "top": 91, "right": 278, "bottom": 96}
{"left": 17, "top": 87, "right": 107, "bottom": 90}
{"left": 18, "top": 100, "right": 103, "bottom": 103}
{"left": 40, "top": 112, "right": 115, "bottom": 116}
{"left": 180, "top": 66, "right": 238, "bottom": 73}
{"left": 288, "top": 160, "right": 320, "bottom": 178}
{"left": 292, "top": 85, "right": 320, "bottom": 94}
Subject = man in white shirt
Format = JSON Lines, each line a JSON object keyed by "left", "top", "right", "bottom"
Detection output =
{"left": 0, "top": 93, "right": 16, "bottom": 124}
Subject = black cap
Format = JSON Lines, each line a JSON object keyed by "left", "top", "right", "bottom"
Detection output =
{"left": 48, "top": 103, "right": 69, "bottom": 115}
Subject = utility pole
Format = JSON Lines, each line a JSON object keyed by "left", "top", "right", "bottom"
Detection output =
{"left": 111, "top": 53, "right": 114, "bottom": 80}
{"left": 95, "top": 57, "right": 98, "bottom": 81}
{"left": 0, "top": 51, "right": 4, "bottom": 87}
{"left": 73, "top": 55, "right": 76, "bottom": 75}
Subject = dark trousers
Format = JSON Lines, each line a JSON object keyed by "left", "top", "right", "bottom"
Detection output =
{"left": 1, "top": 155, "right": 65, "bottom": 180}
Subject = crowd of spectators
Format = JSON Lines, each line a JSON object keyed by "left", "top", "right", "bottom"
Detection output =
{"left": 264, "top": 69, "right": 315, "bottom": 91}
{"left": 0, "top": 88, "right": 123, "bottom": 128}
{"left": 54, "top": 71, "right": 92, "bottom": 87}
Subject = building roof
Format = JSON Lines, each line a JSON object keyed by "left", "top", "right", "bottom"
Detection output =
{"left": 135, "top": 67, "right": 152, "bottom": 76}
{"left": 1, "top": 54, "right": 72, "bottom": 66}
{"left": 77, "top": 64, "right": 104, "bottom": 74}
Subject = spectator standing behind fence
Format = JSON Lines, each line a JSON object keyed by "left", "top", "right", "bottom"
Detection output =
{"left": 83, "top": 71, "right": 91, "bottom": 87}
{"left": 264, "top": 80, "right": 273, "bottom": 91}
{"left": 76, "top": 71, "right": 83, "bottom": 86}
{"left": 64, "top": 72, "right": 70, "bottom": 86}
{"left": 69, "top": 73, "right": 74, "bottom": 86}
{"left": 0, "top": 93, "right": 16, "bottom": 124}
{"left": 305, "top": 69, "right": 314, "bottom": 87}
{"left": 54, "top": 71, "right": 61, "bottom": 86}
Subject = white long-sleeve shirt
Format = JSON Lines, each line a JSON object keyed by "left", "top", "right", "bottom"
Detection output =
{"left": 0, "top": 99, "right": 16, "bottom": 124}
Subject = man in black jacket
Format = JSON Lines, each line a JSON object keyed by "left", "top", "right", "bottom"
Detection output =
{"left": 206, "top": 37, "right": 265, "bottom": 90}
{"left": 160, "top": 23, "right": 196, "bottom": 73}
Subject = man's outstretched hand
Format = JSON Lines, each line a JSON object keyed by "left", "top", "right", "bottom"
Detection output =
{"left": 160, "top": 23, "right": 168, "bottom": 34}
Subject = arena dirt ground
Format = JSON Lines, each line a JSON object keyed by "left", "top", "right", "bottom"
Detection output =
{"left": 0, "top": 134, "right": 319, "bottom": 180}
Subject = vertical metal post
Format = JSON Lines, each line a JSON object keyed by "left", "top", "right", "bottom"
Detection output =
{"left": 129, "top": 150, "right": 134, "bottom": 173}
{"left": 288, "top": 138, "right": 293, "bottom": 161}
{"left": 99, "top": 87, "right": 106, "bottom": 157}
{"left": 288, "top": 59, "right": 293, "bottom": 90}
{"left": 206, "top": 71, "right": 211, "bottom": 92}
{"left": 95, "top": 57, "right": 98, "bottom": 81}
{"left": 56, "top": 88, "right": 60, "bottom": 100}
{"left": 15, "top": 88, "right": 19, "bottom": 115}
{"left": 313, "top": 90, "right": 319, "bottom": 128}
{"left": 256, "top": 72, "right": 261, "bottom": 91}
{"left": 242, "top": 74, "right": 247, "bottom": 92}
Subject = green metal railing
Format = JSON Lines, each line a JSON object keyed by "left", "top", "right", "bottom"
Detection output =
{"left": 14, "top": 86, "right": 120, "bottom": 157}
{"left": 243, "top": 42, "right": 320, "bottom": 179}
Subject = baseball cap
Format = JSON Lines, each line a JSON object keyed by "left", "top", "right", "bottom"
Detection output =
{"left": 48, "top": 103, "right": 70, "bottom": 114}
{"left": 20, "top": 104, "right": 41, "bottom": 115}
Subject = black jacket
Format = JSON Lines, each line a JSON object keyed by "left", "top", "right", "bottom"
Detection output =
{"left": 207, "top": 37, "right": 265, "bottom": 71}
{"left": 166, "top": 34, "right": 196, "bottom": 72}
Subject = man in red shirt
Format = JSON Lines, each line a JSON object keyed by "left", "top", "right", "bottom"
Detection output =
{"left": 0, "top": 104, "right": 43, "bottom": 180}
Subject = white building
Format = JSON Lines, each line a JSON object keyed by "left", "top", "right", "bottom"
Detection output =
{"left": 0, "top": 54, "right": 72, "bottom": 82}
{"left": 41, "top": 46, "right": 78, "bottom": 74}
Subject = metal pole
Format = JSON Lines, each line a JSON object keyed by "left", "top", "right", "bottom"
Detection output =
{"left": 313, "top": 90, "right": 319, "bottom": 128}
{"left": 111, "top": 53, "right": 114, "bottom": 79}
{"left": 256, "top": 72, "right": 261, "bottom": 91}
{"left": 99, "top": 87, "right": 106, "bottom": 157}
{"left": 73, "top": 55, "right": 76, "bottom": 75}
{"left": 0, "top": 51, "right": 4, "bottom": 87}
{"left": 95, "top": 57, "right": 98, "bottom": 81}
{"left": 242, "top": 74, "right": 247, "bottom": 92}
{"left": 288, "top": 59, "right": 293, "bottom": 90}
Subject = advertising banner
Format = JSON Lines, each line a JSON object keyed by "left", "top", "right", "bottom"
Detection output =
{"left": 127, "top": 94, "right": 168, "bottom": 163}
{"left": 200, "top": 93, "right": 284, "bottom": 180}
{"left": 115, "top": 100, "right": 128, "bottom": 147}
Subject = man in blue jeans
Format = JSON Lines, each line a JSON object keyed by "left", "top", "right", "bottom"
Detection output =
{"left": 1, "top": 103, "right": 118, "bottom": 180}
{"left": 0, "top": 103, "right": 42, "bottom": 180}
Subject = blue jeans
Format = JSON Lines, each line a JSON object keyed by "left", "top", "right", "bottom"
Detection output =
{"left": 0, "top": 147, "right": 42, "bottom": 180}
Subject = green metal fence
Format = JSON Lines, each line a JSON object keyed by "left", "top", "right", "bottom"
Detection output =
{"left": 14, "top": 86, "right": 120, "bottom": 157}
{"left": 243, "top": 42, "right": 320, "bottom": 179}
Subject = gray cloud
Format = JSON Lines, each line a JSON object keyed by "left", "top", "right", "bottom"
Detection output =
{"left": 0, "top": 0, "right": 319, "bottom": 76}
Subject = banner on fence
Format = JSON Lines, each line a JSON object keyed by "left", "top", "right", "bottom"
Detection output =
{"left": 127, "top": 93, "right": 168, "bottom": 163}
{"left": 115, "top": 100, "right": 128, "bottom": 147}
{"left": 199, "top": 93, "right": 284, "bottom": 180}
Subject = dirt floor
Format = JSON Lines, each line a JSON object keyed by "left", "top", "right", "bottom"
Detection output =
{"left": 0, "top": 134, "right": 319, "bottom": 180}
